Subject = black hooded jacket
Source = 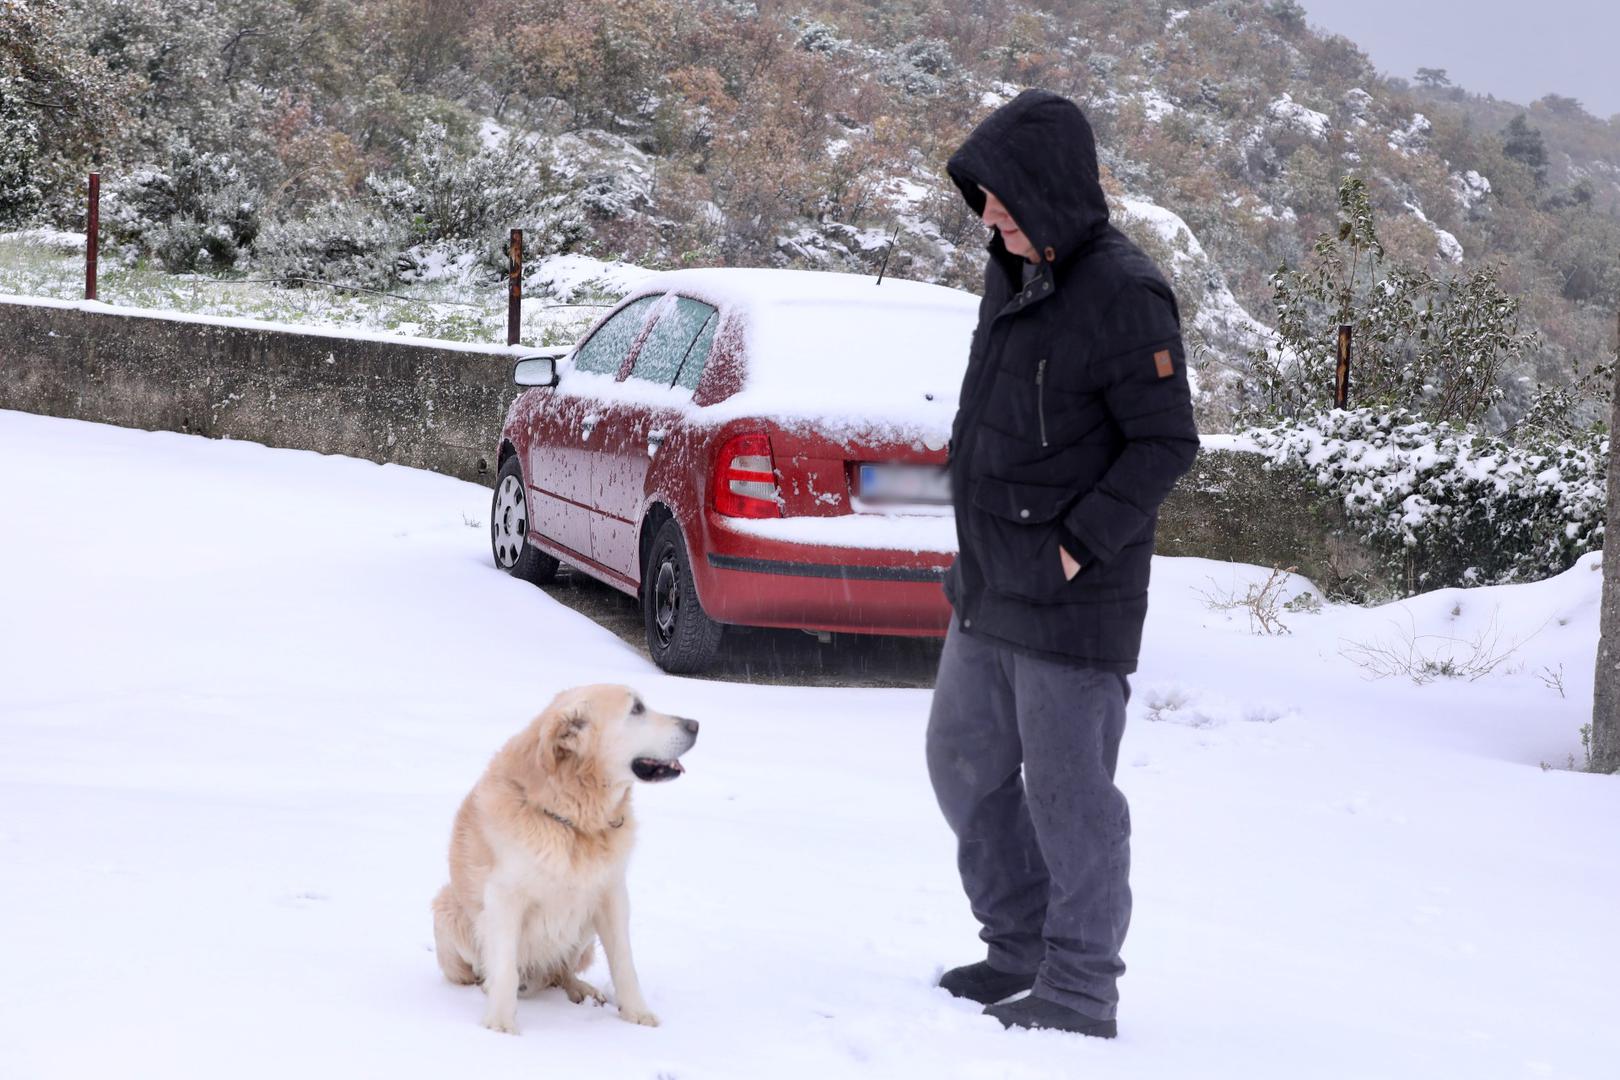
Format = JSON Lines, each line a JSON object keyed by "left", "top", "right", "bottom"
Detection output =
{"left": 943, "top": 90, "right": 1199, "bottom": 673}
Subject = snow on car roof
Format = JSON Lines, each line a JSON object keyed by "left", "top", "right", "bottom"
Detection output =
{"left": 629, "top": 268, "right": 980, "bottom": 439}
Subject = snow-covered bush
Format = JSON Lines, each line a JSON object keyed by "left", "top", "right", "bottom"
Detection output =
{"left": 794, "top": 19, "right": 849, "bottom": 54}
{"left": 1244, "top": 408, "right": 1606, "bottom": 593}
{"left": 367, "top": 120, "right": 585, "bottom": 254}
{"left": 104, "top": 143, "right": 260, "bottom": 271}
{"left": 883, "top": 39, "right": 959, "bottom": 97}
{"left": 251, "top": 204, "right": 409, "bottom": 289}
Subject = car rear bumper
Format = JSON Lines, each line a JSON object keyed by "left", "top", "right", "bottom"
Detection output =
{"left": 693, "top": 513, "right": 956, "bottom": 636}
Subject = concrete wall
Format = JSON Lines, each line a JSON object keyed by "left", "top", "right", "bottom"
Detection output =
{"left": 0, "top": 298, "right": 522, "bottom": 483}
{"left": 1, "top": 297, "right": 1368, "bottom": 593}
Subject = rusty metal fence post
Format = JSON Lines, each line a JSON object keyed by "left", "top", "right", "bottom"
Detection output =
{"left": 1333, "top": 323, "right": 1352, "bottom": 409}
{"left": 85, "top": 172, "right": 100, "bottom": 301}
{"left": 506, "top": 228, "right": 523, "bottom": 346}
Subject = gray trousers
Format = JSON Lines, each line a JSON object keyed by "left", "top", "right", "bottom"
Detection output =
{"left": 925, "top": 618, "right": 1131, "bottom": 1020}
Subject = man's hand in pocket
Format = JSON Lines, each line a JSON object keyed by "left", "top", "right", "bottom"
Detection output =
{"left": 1059, "top": 545, "right": 1081, "bottom": 581}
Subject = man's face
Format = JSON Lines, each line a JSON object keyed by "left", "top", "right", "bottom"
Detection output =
{"left": 978, "top": 185, "right": 1038, "bottom": 262}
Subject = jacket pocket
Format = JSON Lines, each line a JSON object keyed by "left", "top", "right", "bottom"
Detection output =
{"left": 968, "top": 477, "right": 1079, "bottom": 603}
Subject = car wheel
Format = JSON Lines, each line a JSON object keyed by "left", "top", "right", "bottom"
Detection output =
{"left": 491, "top": 455, "right": 559, "bottom": 585}
{"left": 642, "top": 518, "right": 722, "bottom": 674}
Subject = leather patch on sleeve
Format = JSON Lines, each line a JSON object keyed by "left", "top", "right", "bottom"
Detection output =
{"left": 1153, "top": 349, "right": 1174, "bottom": 379}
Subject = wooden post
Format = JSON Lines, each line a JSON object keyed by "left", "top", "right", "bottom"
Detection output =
{"left": 1334, "top": 324, "right": 1352, "bottom": 409}
{"left": 85, "top": 172, "right": 100, "bottom": 302}
{"left": 506, "top": 228, "right": 523, "bottom": 346}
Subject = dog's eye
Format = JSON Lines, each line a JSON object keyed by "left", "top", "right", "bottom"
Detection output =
{"left": 630, "top": 700, "right": 645, "bottom": 716}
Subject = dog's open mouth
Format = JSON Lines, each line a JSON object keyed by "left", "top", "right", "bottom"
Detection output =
{"left": 631, "top": 757, "right": 685, "bottom": 782}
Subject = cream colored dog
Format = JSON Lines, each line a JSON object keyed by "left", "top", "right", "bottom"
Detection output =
{"left": 432, "top": 684, "right": 699, "bottom": 1034}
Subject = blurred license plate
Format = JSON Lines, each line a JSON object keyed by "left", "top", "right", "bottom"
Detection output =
{"left": 859, "top": 463, "right": 951, "bottom": 504}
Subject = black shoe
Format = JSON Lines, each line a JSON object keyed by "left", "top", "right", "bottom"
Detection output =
{"left": 985, "top": 994, "right": 1118, "bottom": 1039}
{"left": 937, "top": 960, "right": 1038, "bottom": 1005}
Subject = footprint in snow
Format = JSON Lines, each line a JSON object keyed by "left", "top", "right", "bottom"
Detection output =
{"left": 1142, "top": 687, "right": 1295, "bottom": 729}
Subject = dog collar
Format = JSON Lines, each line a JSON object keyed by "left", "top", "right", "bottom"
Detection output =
{"left": 541, "top": 807, "right": 623, "bottom": 832}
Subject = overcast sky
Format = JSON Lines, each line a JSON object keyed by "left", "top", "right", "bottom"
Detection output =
{"left": 1297, "top": 0, "right": 1619, "bottom": 120}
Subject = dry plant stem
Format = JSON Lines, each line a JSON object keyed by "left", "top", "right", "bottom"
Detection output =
{"left": 1536, "top": 664, "right": 1566, "bottom": 698}
{"left": 1195, "top": 565, "right": 1298, "bottom": 635}
{"left": 1339, "top": 608, "right": 1538, "bottom": 685}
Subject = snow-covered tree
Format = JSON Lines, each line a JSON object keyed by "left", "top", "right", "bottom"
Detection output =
{"left": 1250, "top": 177, "right": 1536, "bottom": 428}
{"left": 0, "top": 77, "right": 43, "bottom": 225}
{"left": 0, "top": 0, "right": 126, "bottom": 214}
{"left": 1501, "top": 114, "right": 1548, "bottom": 187}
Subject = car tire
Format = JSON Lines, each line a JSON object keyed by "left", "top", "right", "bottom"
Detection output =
{"left": 491, "top": 455, "right": 559, "bottom": 585}
{"left": 642, "top": 518, "right": 723, "bottom": 674}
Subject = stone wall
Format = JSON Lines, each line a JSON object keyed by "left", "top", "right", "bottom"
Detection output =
{"left": 0, "top": 298, "right": 523, "bottom": 483}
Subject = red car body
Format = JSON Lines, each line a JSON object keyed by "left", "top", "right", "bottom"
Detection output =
{"left": 496, "top": 268, "right": 975, "bottom": 654}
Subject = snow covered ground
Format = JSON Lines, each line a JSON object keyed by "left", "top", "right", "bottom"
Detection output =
{"left": 0, "top": 231, "right": 644, "bottom": 349}
{"left": 1, "top": 409, "right": 1616, "bottom": 1080}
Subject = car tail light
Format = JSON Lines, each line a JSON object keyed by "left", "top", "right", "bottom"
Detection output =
{"left": 713, "top": 432, "right": 780, "bottom": 518}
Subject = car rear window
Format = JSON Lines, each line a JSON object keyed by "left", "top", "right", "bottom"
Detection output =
{"left": 674, "top": 310, "right": 718, "bottom": 392}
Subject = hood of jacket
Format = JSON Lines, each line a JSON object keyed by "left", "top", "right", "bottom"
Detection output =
{"left": 946, "top": 89, "right": 1110, "bottom": 267}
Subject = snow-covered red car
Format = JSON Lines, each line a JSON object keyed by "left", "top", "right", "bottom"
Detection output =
{"left": 490, "top": 268, "right": 977, "bottom": 673}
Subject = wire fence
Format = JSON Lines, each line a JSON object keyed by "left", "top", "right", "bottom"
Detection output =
{"left": 61, "top": 176, "right": 618, "bottom": 347}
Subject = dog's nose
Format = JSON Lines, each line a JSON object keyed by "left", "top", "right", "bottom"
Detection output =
{"left": 680, "top": 717, "right": 699, "bottom": 736}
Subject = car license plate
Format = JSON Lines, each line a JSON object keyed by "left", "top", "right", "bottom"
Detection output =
{"left": 858, "top": 463, "right": 951, "bottom": 505}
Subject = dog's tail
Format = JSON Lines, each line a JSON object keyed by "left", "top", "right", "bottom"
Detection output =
{"left": 431, "top": 884, "right": 479, "bottom": 985}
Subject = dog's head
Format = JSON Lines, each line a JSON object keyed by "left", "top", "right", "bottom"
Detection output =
{"left": 543, "top": 684, "right": 699, "bottom": 784}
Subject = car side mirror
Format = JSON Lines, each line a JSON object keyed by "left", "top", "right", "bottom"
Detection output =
{"left": 512, "top": 353, "right": 560, "bottom": 388}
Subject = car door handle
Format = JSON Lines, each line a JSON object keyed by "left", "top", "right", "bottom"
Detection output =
{"left": 580, "top": 414, "right": 599, "bottom": 440}
{"left": 647, "top": 428, "right": 666, "bottom": 457}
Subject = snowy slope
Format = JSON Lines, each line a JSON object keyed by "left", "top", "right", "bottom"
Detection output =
{"left": 0, "top": 410, "right": 1616, "bottom": 1080}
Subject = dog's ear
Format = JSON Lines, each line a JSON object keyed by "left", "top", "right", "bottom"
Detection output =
{"left": 548, "top": 708, "right": 591, "bottom": 764}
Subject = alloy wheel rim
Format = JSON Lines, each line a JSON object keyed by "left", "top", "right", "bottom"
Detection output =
{"left": 492, "top": 474, "right": 526, "bottom": 568}
{"left": 653, "top": 551, "right": 679, "bottom": 647}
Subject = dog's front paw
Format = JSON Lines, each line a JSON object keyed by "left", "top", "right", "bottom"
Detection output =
{"left": 562, "top": 976, "right": 607, "bottom": 1006}
{"left": 481, "top": 1009, "right": 520, "bottom": 1035}
{"left": 618, "top": 1005, "right": 659, "bottom": 1027}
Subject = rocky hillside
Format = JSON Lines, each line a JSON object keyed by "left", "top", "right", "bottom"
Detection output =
{"left": 4, "top": 0, "right": 1617, "bottom": 426}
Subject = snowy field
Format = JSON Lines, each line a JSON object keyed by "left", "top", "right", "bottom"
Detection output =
{"left": 1, "top": 409, "right": 1616, "bottom": 1080}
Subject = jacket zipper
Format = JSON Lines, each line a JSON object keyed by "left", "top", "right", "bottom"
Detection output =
{"left": 1036, "top": 357, "right": 1049, "bottom": 447}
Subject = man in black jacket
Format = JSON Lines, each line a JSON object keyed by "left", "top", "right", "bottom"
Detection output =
{"left": 927, "top": 89, "right": 1199, "bottom": 1038}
